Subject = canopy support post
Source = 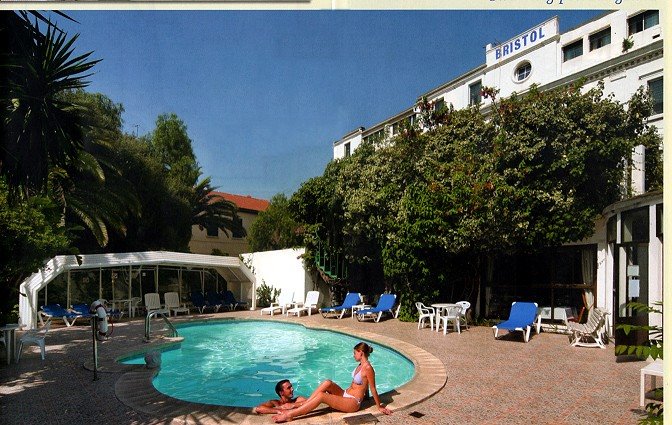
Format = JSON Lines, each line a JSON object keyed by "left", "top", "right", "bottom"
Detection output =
{"left": 67, "top": 270, "right": 71, "bottom": 308}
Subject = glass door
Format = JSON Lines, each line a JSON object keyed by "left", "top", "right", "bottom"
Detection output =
{"left": 613, "top": 207, "right": 650, "bottom": 353}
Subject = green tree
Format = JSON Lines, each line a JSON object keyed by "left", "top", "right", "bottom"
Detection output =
{"left": 150, "top": 113, "right": 199, "bottom": 190}
{"left": 96, "top": 113, "right": 243, "bottom": 252}
{"left": 0, "top": 11, "right": 100, "bottom": 198}
{"left": 290, "top": 161, "right": 347, "bottom": 272}
{"left": 0, "top": 178, "right": 71, "bottom": 323}
{"left": 56, "top": 90, "right": 141, "bottom": 248}
{"left": 295, "top": 82, "right": 662, "bottom": 321}
{"left": 0, "top": 13, "right": 138, "bottom": 249}
{"left": 248, "top": 193, "right": 301, "bottom": 252}
{"left": 104, "top": 133, "right": 192, "bottom": 252}
{"left": 191, "top": 177, "right": 245, "bottom": 239}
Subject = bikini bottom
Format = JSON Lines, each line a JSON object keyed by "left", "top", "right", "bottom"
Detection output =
{"left": 343, "top": 389, "right": 362, "bottom": 405}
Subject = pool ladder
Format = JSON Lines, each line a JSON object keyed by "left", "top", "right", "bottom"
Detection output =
{"left": 144, "top": 310, "right": 178, "bottom": 341}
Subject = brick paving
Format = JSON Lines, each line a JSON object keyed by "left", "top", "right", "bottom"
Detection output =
{"left": 0, "top": 309, "right": 649, "bottom": 424}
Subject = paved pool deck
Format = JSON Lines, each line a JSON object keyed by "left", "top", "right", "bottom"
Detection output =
{"left": 0, "top": 309, "right": 651, "bottom": 424}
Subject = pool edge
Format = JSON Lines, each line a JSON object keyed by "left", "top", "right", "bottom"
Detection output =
{"left": 114, "top": 318, "right": 447, "bottom": 424}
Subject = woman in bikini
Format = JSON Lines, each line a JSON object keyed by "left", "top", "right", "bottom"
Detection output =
{"left": 272, "top": 341, "right": 392, "bottom": 423}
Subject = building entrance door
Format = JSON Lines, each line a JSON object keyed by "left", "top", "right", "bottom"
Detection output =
{"left": 613, "top": 243, "right": 649, "bottom": 353}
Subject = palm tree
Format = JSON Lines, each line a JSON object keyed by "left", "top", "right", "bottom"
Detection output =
{"left": 57, "top": 90, "right": 141, "bottom": 248}
{"left": 191, "top": 177, "right": 246, "bottom": 238}
{"left": 1, "top": 12, "right": 140, "bottom": 248}
{"left": 1, "top": 11, "right": 100, "bottom": 198}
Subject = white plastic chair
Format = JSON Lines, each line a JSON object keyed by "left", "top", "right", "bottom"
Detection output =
{"left": 415, "top": 302, "right": 435, "bottom": 330}
{"left": 261, "top": 291, "right": 294, "bottom": 316}
{"left": 129, "top": 297, "right": 142, "bottom": 317}
{"left": 164, "top": 292, "right": 190, "bottom": 316}
{"left": 145, "top": 293, "right": 169, "bottom": 316}
{"left": 456, "top": 301, "right": 471, "bottom": 330}
{"left": 436, "top": 305, "right": 462, "bottom": 335}
{"left": 16, "top": 319, "right": 51, "bottom": 362}
{"left": 287, "top": 291, "right": 321, "bottom": 317}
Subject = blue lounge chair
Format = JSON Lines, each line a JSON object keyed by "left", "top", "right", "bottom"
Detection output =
{"left": 40, "top": 304, "right": 83, "bottom": 327}
{"left": 320, "top": 292, "right": 362, "bottom": 319}
{"left": 222, "top": 290, "right": 248, "bottom": 311}
{"left": 70, "top": 303, "right": 94, "bottom": 318}
{"left": 206, "top": 290, "right": 222, "bottom": 312}
{"left": 71, "top": 302, "right": 123, "bottom": 320}
{"left": 190, "top": 291, "right": 211, "bottom": 314}
{"left": 492, "top": 301, "right": 540, "bottom": 343}
{"left": 356, "top": 294, "right": 397, "bottom": 322}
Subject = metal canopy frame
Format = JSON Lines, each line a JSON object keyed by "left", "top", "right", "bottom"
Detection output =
{"left": 18, "top": 251, "right": 256, "bottom": 329}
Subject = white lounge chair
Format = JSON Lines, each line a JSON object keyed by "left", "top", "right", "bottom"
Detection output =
{"left": 16, "top": 319, "right": 51, "bottom": 362}
{"left": 164, "top": 292, "right": 190, "bottom": 316}
{"left": 567, "top": 307, "right": 609, "bottom": 348}
{"left": 145, "top": 293, "right": 169, "bottom": 316}
{"left": 261, "top": 291, "right": 294, "bottom": 316}
{"left": 287, "top": 291, "right": 321, "bottom": 317}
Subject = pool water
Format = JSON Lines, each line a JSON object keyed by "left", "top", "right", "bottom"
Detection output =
{"left": 121, "top": 320, "right": 414, "bottom": 407}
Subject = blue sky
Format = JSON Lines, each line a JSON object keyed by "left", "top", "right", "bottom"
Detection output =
{"left": 52, "top": 9, "right": 605, "bottom": 200}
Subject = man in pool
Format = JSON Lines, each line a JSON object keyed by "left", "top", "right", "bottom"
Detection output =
{"left": 253, "top": 379, "right": 307, "bottom": 414}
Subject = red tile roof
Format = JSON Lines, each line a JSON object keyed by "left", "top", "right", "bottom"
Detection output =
{"left": 211, "top": 191, "right": 270, "bottom": 213}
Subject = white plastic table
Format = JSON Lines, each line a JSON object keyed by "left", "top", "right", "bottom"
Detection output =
{"left": 538, "top": 306, "right": 575, "bottom": 323}
{"left": 640, "top": 360, "right": 663, "bottom": 406}
{"left": 0, "top": 324, "right": 20, "bottom": 365}
{"left": 431, "top": 303, "right": 458, "bottom": 318}
{"left": 110, "top": 298, "right": 136, "bottom": 317}
{"left": 351, "top": 304, "right": 371, "bottom": 318}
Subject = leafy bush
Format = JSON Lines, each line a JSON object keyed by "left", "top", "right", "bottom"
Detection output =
{"left": 616, "top": 301, "right": 662, "bottom": 360}
{"left": 616, "top": 301, "right": 663, "bottom": 424}
{"left": 255, "top": 281, "right": 280, "bottom": 308}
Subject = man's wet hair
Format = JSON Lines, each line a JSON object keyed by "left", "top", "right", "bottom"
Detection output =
{"left": 275, "top": 379, "right": 290, "bottom": 397}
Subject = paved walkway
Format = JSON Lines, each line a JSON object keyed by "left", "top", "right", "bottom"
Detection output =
{"left": 0, "top": 309, "right": 649, "bottom": 424}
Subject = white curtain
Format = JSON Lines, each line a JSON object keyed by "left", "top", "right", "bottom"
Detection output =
{"left": 581, "top": 248, "right": 595, "bottom": 309}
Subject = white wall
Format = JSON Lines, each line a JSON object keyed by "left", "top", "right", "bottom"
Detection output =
{"left": 333, "top": 130, "right": 363, "bottom": 160}
{"left": 241, "top": 248, "right": 325, "bottom": 307}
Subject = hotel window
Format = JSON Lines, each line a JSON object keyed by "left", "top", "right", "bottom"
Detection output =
{"left": 607, "top": 215, "right": 617, "bottom": 244}
{"left": 628, "top": 10, "right": 659, "bottom": 36}
{"left": 514, "top": 61, "right": 532, "bottom": 82}
{"left": 648, "top": 77, "right": 663, "bottom": 115}
{"left": 232, "top": 217, "right": 245, "bottom": 239}
{"left": 563, "top": 40, "right": 583, "bottom": 62}
{"left": 589, "top": 27, "right": 611, "bottom": 51}
{"left": 344, "top": 142, "right": 351, "bottom": 157}
{"left": 368, "top": 129, "right": 385, "bottom": 143}
{"left": 391, "top": 122, "right": 399, "bottom": 135}
{"left": 469, "top": 81, "right": 482, "bottom": 106}
{"left": 621, "top": 207, "right": 649, "bottom": 243}
{"left": 206, "top": 223, "right": 219, "bottom": 237}
{"left": 434, "top": 98, "right": 446, "bottom": 111}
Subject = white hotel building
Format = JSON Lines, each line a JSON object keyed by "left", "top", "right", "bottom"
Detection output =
{"left": 331, "top": 10, "right": 663, "bottom": 347}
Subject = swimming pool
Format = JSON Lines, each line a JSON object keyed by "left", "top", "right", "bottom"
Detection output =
{"left": 121, "top": 320, "right": 414, "bottom": 407}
